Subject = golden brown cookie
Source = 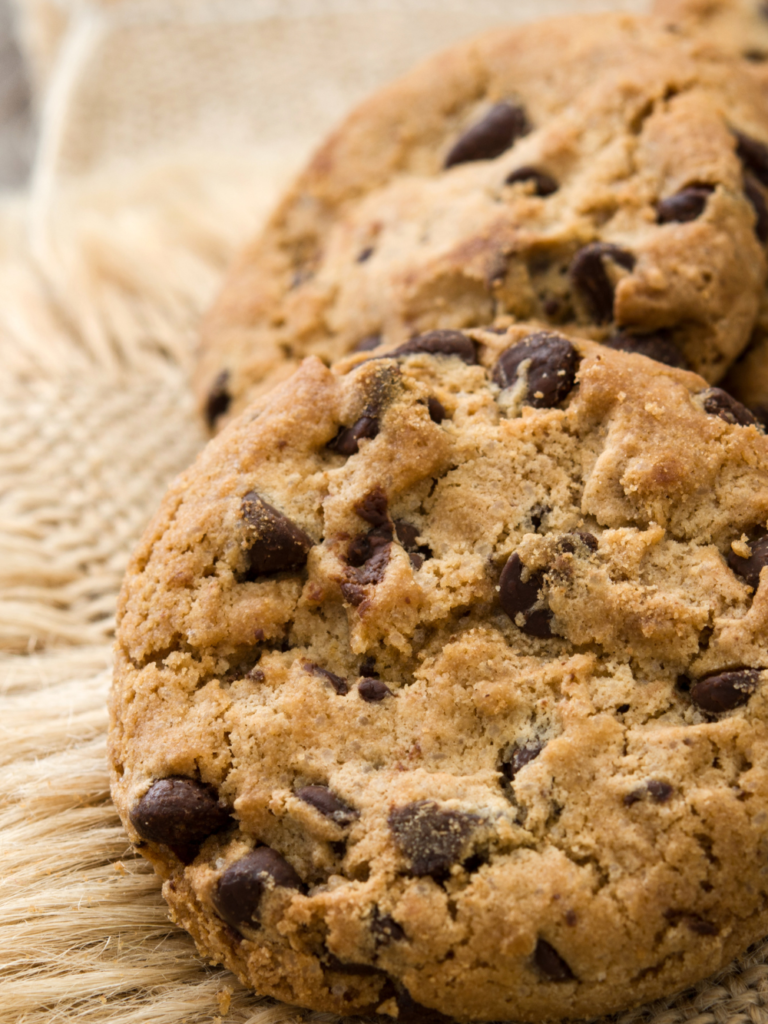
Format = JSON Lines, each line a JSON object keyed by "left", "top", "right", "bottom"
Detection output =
{"left": 113, "top": 327, "right": 768, "bottom": 1020}
{"left": 653, "top": 0, "right": 768, "bottom": 87}
{"left": 194, "top": 12, "right": 768, "bottom": 433}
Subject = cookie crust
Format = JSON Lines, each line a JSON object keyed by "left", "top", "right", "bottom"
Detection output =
{"left": 114, "top": 331, "right": 768, "bottom": 1020}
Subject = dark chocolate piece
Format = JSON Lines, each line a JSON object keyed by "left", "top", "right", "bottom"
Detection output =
{"left": 492, "top": 332, "right": 579, "bottom": 408}
{"left": 389, "top": 800, "right": 479, "bottom": 877}
{"left": 241, "top": 491, "right": 313, "bottom": 577}
{"left": 444, "top": 102, "right": 529, "bottom": 168}
{"left": 213, "top": 846, "right": 301, "bottom": 929}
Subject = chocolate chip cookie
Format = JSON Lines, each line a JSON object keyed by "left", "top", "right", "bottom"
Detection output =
{"left": 112, "top": 328, "right": 768, "bottom": 1020}
{"left": 194, "top": 12, "right": 768, "bottom": 433}
{"left": 653, "top": 0, "right": 768, "bottom": 88}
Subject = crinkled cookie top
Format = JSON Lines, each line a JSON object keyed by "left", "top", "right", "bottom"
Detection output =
{"left": 195, "top": 11, "right": 768, "bottom": 431}
{"left": 113, "top": 329, "right": 768, "bottom": 1021}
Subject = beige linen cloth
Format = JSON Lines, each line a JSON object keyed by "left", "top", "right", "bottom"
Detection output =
{"left": 4, "top": 1, "right": 768, "bottom": 1021}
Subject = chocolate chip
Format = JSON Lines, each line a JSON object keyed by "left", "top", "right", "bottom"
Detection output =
{"left": 499, "top": 552, "right": 542, "bottom": 618}
{"left": 359, "top": 678, "right": 392, "bottom": 702}
{"left": 394, "top": 988, "right": 455, "bottom": 1024}
{"left": 500, "top": 741, "right": 544, "bottom": 782}
{"left": 570, "top": 242, "right": 636, "bottom": 323}
{"left": 728, "top": 535, "right": 768, "bottom": 590}
{"left": 623, "top": 788, "right": 644, "bottom": 807}
{"left": 347, "top": 545, "right": 391, "bottom": 587}
{"left": 354, "top": 487, "right": 389, "bottom": 527}
{"left": 744, "top": 49, "right": 768, "bottom": 62}
{"left": 521, "top": 607, "right": 554, "bottom": 638}
{"left": 340, "top": 581, "right": 367, "bottom": 606}
{"left": 735, "top": 130, "right": 768, "bottom": 187}
{"left": 296, "top": 785, "right": 359, "bottom": 825}
{"left": 213, "top": 847, "right": 301, "bottom": 930}
{"left": 444, "top": 101, "right": 529, "bottom": 168}
{"left": 604, "top": 330, "right": 689, "bottom": 370}
{"left": 389, "top": 800, "right": 479, "bottom": 877}
{"left": 559, "top": 530, "right": 598, "bottom": 554}
{"left": 371, "top": 908, "right": 406, "bottom": 946}
{"left": 744, "top": 174, "right": 768, "bottom": 242}
{"left": 427, "top": 396, "right": 446, "bottom": 423}
{"left": 327, "top": 415, "right": 379, "bottom": 455}
{"left": 347, "top": 524, "right": 393, "bottom": 568}
{"left": 360, "top": 656, "right": 377, "bottom": 676}
{"left": 409, "top": 552, "right": 425, "bottom": 570}
{"left": 130, "top": 777, "right": 231, "bottom": 848}
{"left": 395, "top": 520, "right": 419, "bottom": 549}
{"left": 700, "top": 387, "right": 759, "bottom": 427}
{"left": 617, "top": 704, "right": 630, "bottom": 713}
{"left": 690, "top": 669, "right": 760, "bottom": 712}
{"left": 656, "top": 185, "right": 713, "bottom": 224}
{"left": 353, "top": 333, "right": 382, "bottom": 352}
{"left": 392, "top": 330, "right": 477, "bottom": 364}
{"left": 205, "top": 370, "right": 231, "bottom": 430}
{"left": 241, "top": 492, "right": 313, "bottom": 577}
{"left": 357, "top": 246, "right": 375, "bottom": 263}
{"left": 305, "top": 661, "right": 348, "bottom": 696}
{"left": 647, "top": 780, "right": 673, "bottom": 803}
{"left": 534, "top": 939, "right": 575, "bottom": 982}
{"left": 664, "top": 909, "right": 718, "bottom": 935}
{"left": 505, "top": 165, "right": 558, "bottom": 195}
{"left": 493, "top": 331, "right": 579, "bottom": 408}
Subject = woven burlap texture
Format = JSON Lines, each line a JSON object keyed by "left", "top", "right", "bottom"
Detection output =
{"left": 6, "top": 1, "right": 768, "bottom": 1022}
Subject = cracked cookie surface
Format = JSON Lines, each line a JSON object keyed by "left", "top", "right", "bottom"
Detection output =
{"left": 113, "top": 329, "right": 768, "bottom": 1021}
{"left": 194, "top": 11, "right": 768, "bottom": 433}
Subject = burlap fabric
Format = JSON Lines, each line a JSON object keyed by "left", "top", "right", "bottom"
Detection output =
{"left": 6, "top": 1, "right": 768, "bottom": 1021}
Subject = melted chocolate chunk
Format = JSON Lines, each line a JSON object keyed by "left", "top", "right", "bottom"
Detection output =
{"left": 392, "top": 330, "right": 477, "bottom": 364}
{"left": 700, "top": 387, "right": 759, "bottom": 427}
{"left": 604, "top": 330, "right": 689, "bottom": 370}
{"left": 358, "top": 678, "right": 392, "bottom": 702}
{"left": 534, "top": 939, "right": 575, "bottom": 982}
{"left": 492, "top": 332, "right": 579, "bottom": 408}
{"left": 505, "top": 165, "right": 558, "bottom": 195}
{"left": 745, "top": 174, "right": 768, "bottom": 242}
{"left": 427, "top": 396, "right": 446, "bottom": 423}
{"left": 499, "top": 552, "right": 543, "bottom": 617}
{"left": 241, "top": 491, "right": 313, "bottom": 577}
{"left": 569, "top": 242, "right": 636, "bottom": 323}
{"left": 339, "top": 581, "right": 366, "bottom": 606}
{"left": 354, "top": 487, "right": 389, "bottom": 527}
{"left": 327, "top": 415, "right": 379, "bottom": 455}
{"left": 130, "top": 777, "right": 231, "bottom": 849}
{"left": 690, "top": 669, "right": 760, "bottom": 712}
{"left": 371, "top": 908, "right": 406, "bottom": 946}
{"left": 501, "top": 741, "right": 544, "bottom": 782}
{"left": 728, "top": 535, "right": 768, "bottom": 591}
{"left": 647, "top": 780, "right": 674, "bottom": 803}
{"left": 205, "top": 370, "right": 231, "bottom": 430}
{"left": 353, "top": 333, "right": 382, "bottom": 352}
{"left": 213, "top": 847, "right": 301, "bottom": 930}
{"left": 352, "top": 545, "right": 391, "bottom": 586}
{"left": 296, "top": 785, "right": 359, "bottom": 825}
{"left": 304, "top": 662, "right": 348, "bottom": 696}
{"left": 735, "top": 130, "right": 768, "bottom": 187}
{"left": 389, "top": 800, "right": 479, "bottom": 877}
{"left": 656, "top": 185, "right": 713, "bottom": 224}
{"left": 444, "top": 101, "right": 529, "bottom": 168}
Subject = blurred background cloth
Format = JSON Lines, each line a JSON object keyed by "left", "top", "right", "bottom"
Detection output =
{"left": 9, "top": 4, "right": 768, "bottom": 1024}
